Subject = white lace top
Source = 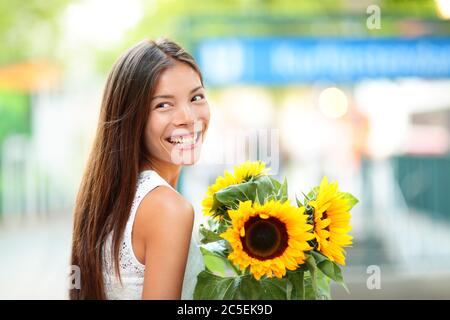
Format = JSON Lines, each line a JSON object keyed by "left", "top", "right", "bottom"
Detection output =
{"left": 102, "top": 169, "right": 200, "bottom": 300}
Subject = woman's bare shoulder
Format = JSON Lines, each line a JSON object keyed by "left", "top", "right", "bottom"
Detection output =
{"left": 135, "top": 186, "right": 194, "bottom": 240}
{"left": 142, "top": 186, "right": 193, "bottom": 215}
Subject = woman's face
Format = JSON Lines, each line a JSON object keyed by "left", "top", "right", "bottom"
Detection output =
{"left": 144, "top": 61, "right": 210, "bottom": 166}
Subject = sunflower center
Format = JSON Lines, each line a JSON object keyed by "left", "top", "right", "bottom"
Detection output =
{"left": 242, "top": 216, "right": 288, "bottom": 260}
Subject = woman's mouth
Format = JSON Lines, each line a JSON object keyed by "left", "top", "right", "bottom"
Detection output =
{"left": 165, "top": 131, "right": 202, "bottom": 150}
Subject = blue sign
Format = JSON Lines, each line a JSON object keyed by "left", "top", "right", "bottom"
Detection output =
{"left": 195, "top": 37, "right": 450, "bottom": 85}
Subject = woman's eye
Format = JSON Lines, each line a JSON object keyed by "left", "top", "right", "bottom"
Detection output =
{"left": 191, "top": 94, "right": 205, "bottom": 102}
{"left": 155, "top": 102, "right": 170, "bottom": 109}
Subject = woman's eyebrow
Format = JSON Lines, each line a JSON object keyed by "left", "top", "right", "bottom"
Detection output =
{"left": 190, "top": 85, "right": 203, "bottom": 94}
{"left": 151, "top": 94, "right": 174, "bottom": 101}
{"left": 151, "top": 85, "right": 203, "bottom": 101}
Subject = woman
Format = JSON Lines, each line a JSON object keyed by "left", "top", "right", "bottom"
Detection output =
{"left": 70, "top": 38, "right": 210, "bottom": 299}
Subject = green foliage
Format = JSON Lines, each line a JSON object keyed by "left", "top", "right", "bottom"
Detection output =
{"left": 0, "top": 90, "right": 31, "bottom": 141}
{"left": 193, "top": 250, "right": 342, "bottom": 300}
{"left": 194, "top": 268, "right": 293, "bottom": 300}
{"left": 199, "top": 224, "right": 223, "bottom": 244}
{"left": 211, "top": 175, "right": 288, "bottom": 219}
{"left": 194, "top": 271, "right": 241, "bottom": 300}
{"left": 0, "top": 89, "right": 31, "bottom": 216}
{"left": 259, "top": 276, "right": 290, "bottom": 300}
{"left": 94, "top": 0, "right": 447, "bottom": 73}
{"left": 304, "top": 270, "right": 331, "bottom": 300}
{"left": 0, "top": 0, "right": 74, "bottom": 65}
{"left": 286, "top": 271, "right": 304, "bottom": 300}
{"left": 306, "top": 186, "right": 319, "bottom": 202}
{"left": 195, "top": 235, "right": 347, "bottom": 299}
{"left": 341, "top": 192, "right": 359, "bottom": 210}
{"left": 0, "top": 0, "right": 445, "bottom": 72}
{"left": 199, "top": 241, "right": 237, "bottom": 277}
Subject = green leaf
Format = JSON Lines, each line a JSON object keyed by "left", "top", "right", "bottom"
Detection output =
{"left": 199, "top": 225, "right": 223, "bottom": 244}
{"left": 310, "top": 250, "right": 328, "bottom": 264}
{"left": 193, "top": 271, "right": 240, "bottom": 300}
{"left": 199, "top": 241, "right": 238, "bottom": 276}
{"left": 319, "top": 260, "right": 343, "bottom": 283}
{"left": 256, "top": 176, "right": 283, "bottom": 203}
{"left": 286, "top": 278, "right": 293, "bottom": 300}
{"left": 303, "top": 274, "right": 315, "bottom": 300}
{"left": 267, "top": 176, "right": 281, "bottom": 190}
{"left": 286, "top": 271, "right": 304, "bottom": 300}
{"left": 213, "top": 175, "right": 283, "bottom": 212}
{"left": 237, "top": 276, "right": 261, "bottom": 299}
{"left": 275, "top": 177, "right": 288, "bottom": 202}
{"left": 295, "top": 195, "right": 303, "bottom": 207}
{"left": 306, "top": 186, "right": 319, "bottom": 202}
{"left": 200, "top": 240, "right": 228, "bottom": 257}
{"left": 311, "top": 251, "right": 349, "bottom": 294}
{"left": 316, "top": 269, "right": 332, "bottom": 300}
{"left": 203, "top": 255, "right": 227, "bottom": 276}
{"left": 304, "top": 270, "right": 331, "bottom": 300}
{"left": 316, "top": 259, "right": 341, "bottom": 290}
{"left": 254, "top": 188, "right": 261, "bottom": 205}
{"left": 305, "top": 254, "right": 318, "bottom": 298}
{"left": 259, "top": 277, "right": 289, "bottom": 300}
{"left": 214, "top": 180, "right": 256, "bottom": 209}
{"left": 340, "top": 192, "right": 359, "bottom": 210}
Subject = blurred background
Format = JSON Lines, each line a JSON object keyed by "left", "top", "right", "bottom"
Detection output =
{"left": 1, "top": 0, "right": 450, "bottom": 299}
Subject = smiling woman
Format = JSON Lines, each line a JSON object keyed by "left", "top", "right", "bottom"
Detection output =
{"left": 69, "top": 38, "right": 210, "bottom": 300}
{"left": 145, "top": 61, "right": 209, "bottom": 167}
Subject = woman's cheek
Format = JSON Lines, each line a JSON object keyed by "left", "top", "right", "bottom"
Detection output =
{"left": 145, "top": 118, "right": 162, "bottom": 150}
{"left": 201, "top": 103, "right": 211, "bottom": 125}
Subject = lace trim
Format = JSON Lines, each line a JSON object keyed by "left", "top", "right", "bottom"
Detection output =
{"left": 103, "top": 171, "right": 167, "bottom": 281}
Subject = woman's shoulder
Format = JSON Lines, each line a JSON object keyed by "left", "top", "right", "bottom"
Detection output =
{"left": 136, "top": 170, "right": 193, "bottom": 216}
{"left": 135, "top": 185, "right": 194, "bottom": 238}
{"left": 143, "top": 185, "right": 193, "bottom": 216}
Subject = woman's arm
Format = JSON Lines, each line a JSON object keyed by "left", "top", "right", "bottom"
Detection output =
{"left": 136, "top": 186, "right": 194, "bottom": 299}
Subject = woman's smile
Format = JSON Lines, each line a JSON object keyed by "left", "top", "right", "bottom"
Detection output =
{"left": 165, "top": 130, "right": 202, "bottom": 150}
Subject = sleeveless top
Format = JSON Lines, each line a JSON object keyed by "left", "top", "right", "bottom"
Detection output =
{"left": 102, "top": 169, "right": 198, "bottom": 300}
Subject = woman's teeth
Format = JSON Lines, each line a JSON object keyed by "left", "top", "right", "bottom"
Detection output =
{"left": 168, "top": 132, "right": 200, "bottom": 145}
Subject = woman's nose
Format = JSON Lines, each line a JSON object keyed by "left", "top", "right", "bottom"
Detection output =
{"left": 175, "top": 104, "right": 195, "bottom": 125}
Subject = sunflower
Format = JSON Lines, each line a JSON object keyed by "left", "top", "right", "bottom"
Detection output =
{"left": 202, "top": 161, "right": 268, "bottom": 216}
{"left": 309, "top": 177, "right": 353, "bottom": 265}
{"left": 220, "top": 200, "right": 314, "bottom": 280}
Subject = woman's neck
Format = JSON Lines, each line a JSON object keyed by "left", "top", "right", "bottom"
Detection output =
{"left": 141, "top": 159, "right": 181, "bottom": 189}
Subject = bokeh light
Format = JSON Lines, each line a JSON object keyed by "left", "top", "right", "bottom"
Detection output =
{"left": 318, "top": 87, "right": 348, "bottom": 119}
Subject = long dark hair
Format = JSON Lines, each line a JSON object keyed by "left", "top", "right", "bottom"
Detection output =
{"left": 70, "top": 38, "right": 203, "bottom": 299}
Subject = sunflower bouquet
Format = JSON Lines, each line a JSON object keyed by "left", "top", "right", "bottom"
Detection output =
{"left": 194, "top": 161, "right": 358, "bottom": 300}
